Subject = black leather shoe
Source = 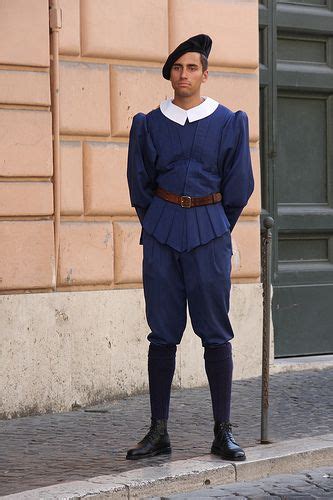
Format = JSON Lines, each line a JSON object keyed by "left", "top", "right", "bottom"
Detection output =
{"left": 126, "top": 418, "right": 171, "bottom": 460}
{"left": 211, "top": 421, "right": 246, "bottom": 461}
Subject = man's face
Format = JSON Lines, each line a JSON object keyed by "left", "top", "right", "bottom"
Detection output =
{"left": 170, "top": 52, "right": 208, "bottom": 97}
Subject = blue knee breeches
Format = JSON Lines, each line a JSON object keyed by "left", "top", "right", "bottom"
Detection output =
{"left": 142, "top": 229, "right": 234, "bottom": 347}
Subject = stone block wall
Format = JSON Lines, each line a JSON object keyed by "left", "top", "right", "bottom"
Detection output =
{"left": 0, "top": 0, "right": 260, "bottom": 293}
{"left": 0, "top": 0, "right": 54, "bottom": 291}
{"left": 0, "top": 0, "right": 262, "bottom": 416}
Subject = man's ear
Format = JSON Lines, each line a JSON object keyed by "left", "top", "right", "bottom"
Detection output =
{"left": 202, "top": 70, "right": 208, "bottom": 83}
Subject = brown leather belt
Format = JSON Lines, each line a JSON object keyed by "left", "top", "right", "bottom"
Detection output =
{"left": 155, "top": 186, "right": 222, "bottom": 208}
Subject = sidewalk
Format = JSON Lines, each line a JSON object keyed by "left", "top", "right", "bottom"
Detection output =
{"left": 0, "top": 368, "right": 332, "bottom": 497}
{"left": 153, "top": 464, "right": 333, "bottom": 498}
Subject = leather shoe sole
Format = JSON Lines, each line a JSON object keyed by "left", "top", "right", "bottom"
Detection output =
{"left": 126, "top": 445, "right": 171, "bottom": 460}
{"left": 211, "top": 445, "right": 246, "bottom": 461}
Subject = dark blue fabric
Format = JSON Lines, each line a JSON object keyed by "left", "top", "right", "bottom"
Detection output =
{"left": 142, "top": 229, "right": 233, "bottom": 347}
{"left": 127, "top": 103, "right": 254, "bottom": 252}
{"left": 204, "top": 342, "right": 233, "bottom": 422}
{"left": 148, "top": 344, "right": 176, "bottom": 420}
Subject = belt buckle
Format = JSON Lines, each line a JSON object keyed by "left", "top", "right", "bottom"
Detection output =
{"left": 180, "top": 195, "right": 192, "bottom": 208}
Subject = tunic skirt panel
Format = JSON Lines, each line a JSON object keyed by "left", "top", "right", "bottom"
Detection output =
{"left": 142, "top": 196, "right": 230, "bottom": 252}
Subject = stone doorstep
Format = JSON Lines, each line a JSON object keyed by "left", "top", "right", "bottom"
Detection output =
{"left": 3, "top": 434, "right": 333, "bottom": 500}
{"left": 271, "top": 354, "right": 333, "bottom": 375}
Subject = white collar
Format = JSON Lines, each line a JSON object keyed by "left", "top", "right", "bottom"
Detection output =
{"left": 159, "top": 96, "right": 219, "bottom": 125}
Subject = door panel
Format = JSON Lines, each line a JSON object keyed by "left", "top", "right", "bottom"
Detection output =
{"left": 260, "top": 0, "right": 333, "bottom": 357}
{"left": 275, "top": 283, "right": 333, "bottom": 355}
{"left": 277, "top": 95, "right": 327, "bottom": 205}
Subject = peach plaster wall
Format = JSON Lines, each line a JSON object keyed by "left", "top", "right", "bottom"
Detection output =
{"left": 0, "top": 0, "right": 263, "bottom": 417}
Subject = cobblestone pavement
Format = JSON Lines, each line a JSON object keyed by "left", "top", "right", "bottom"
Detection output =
{"left": 0, "top": 369, "right": 332, "bottom": 496}
{"left": 158, "top": 466, "right": 333, "bottom": 499}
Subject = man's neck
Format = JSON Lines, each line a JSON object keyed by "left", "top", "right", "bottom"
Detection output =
{"left": 172, "top": 94, "right": 204, "bottom": 110}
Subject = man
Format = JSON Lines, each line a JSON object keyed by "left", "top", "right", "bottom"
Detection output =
{"left": 126, "top": 34, "right": 254, "bottom": 461}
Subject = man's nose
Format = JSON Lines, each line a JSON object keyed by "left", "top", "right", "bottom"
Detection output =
{"left": 180, "top": 67, "right": 188, "bottom": 78}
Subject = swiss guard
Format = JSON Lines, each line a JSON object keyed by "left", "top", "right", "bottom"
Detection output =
{"left": 126, "top": 34, "right": 255, "bottom": 461}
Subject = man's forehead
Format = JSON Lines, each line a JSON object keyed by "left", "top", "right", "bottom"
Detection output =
{"left": 173, "top": 52, "right": 202, "bottom": 65}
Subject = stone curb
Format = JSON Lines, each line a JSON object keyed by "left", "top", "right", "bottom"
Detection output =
{"left": 3, "top": 434, "right": 333, "bottom": 499}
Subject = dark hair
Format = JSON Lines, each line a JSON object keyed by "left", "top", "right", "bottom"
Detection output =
{"left": 200, "top": 54, "right": 208, "bottom": 72}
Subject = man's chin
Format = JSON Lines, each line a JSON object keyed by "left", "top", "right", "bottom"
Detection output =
{"left": 175, "top": 88, "right": 193, "bottom": 98}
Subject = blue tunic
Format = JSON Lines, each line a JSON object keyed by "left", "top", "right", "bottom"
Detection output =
{"left": 127, "top": 103, "right": 254, "bottom": 253}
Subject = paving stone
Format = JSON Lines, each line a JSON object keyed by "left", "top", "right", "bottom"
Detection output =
{"left": 165, "top": 466, "right": 333, "bottom": 499}
{"left": 0, "top": 369, "right": 332, "bottom": 496}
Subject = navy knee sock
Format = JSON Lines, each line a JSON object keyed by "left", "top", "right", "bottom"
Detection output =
{"left": 148, "top": 343, "right": 177, "bottom": 420}
{"left": 204, "top": 342, "right": 233, "bottom": 422}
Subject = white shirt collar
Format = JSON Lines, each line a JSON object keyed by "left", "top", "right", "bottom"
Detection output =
{"left": 159, "top": 96, "right": 219, "bottom": 125}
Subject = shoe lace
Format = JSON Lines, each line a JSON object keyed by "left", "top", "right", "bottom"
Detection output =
{"left": 216, "top": 422, "right": 238, "bottom": 441}
{"left": 219, "top": 421, "right": 237, "bottom": 430}
{"left": 140, "top": 423, "right": 164, "bottom": 444}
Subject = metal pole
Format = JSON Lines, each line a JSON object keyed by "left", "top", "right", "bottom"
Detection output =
{"left": 261, "top": 216, "right": 274, "bottom": 444}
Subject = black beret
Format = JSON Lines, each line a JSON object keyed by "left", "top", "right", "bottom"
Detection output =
{"left": 162, "top": 34, "right": 212, "bottom": 80}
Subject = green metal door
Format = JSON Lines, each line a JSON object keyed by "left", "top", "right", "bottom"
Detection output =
{"left": 259, "top": 0, "right": 333, "bottom": 357}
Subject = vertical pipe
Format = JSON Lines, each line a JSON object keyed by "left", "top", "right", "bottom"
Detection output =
{"left": 261, "top": 216, "right": 274, "bottom": 444}
{"left": 49, "top": 1, "right": 62, "bottom": 288}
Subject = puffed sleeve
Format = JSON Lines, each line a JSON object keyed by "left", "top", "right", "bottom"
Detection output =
{"left": 219, "top": 110, "right": 254, "bottom": 232}
{"left": 127, "top": 113, "right": 157, "bottom": 225}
